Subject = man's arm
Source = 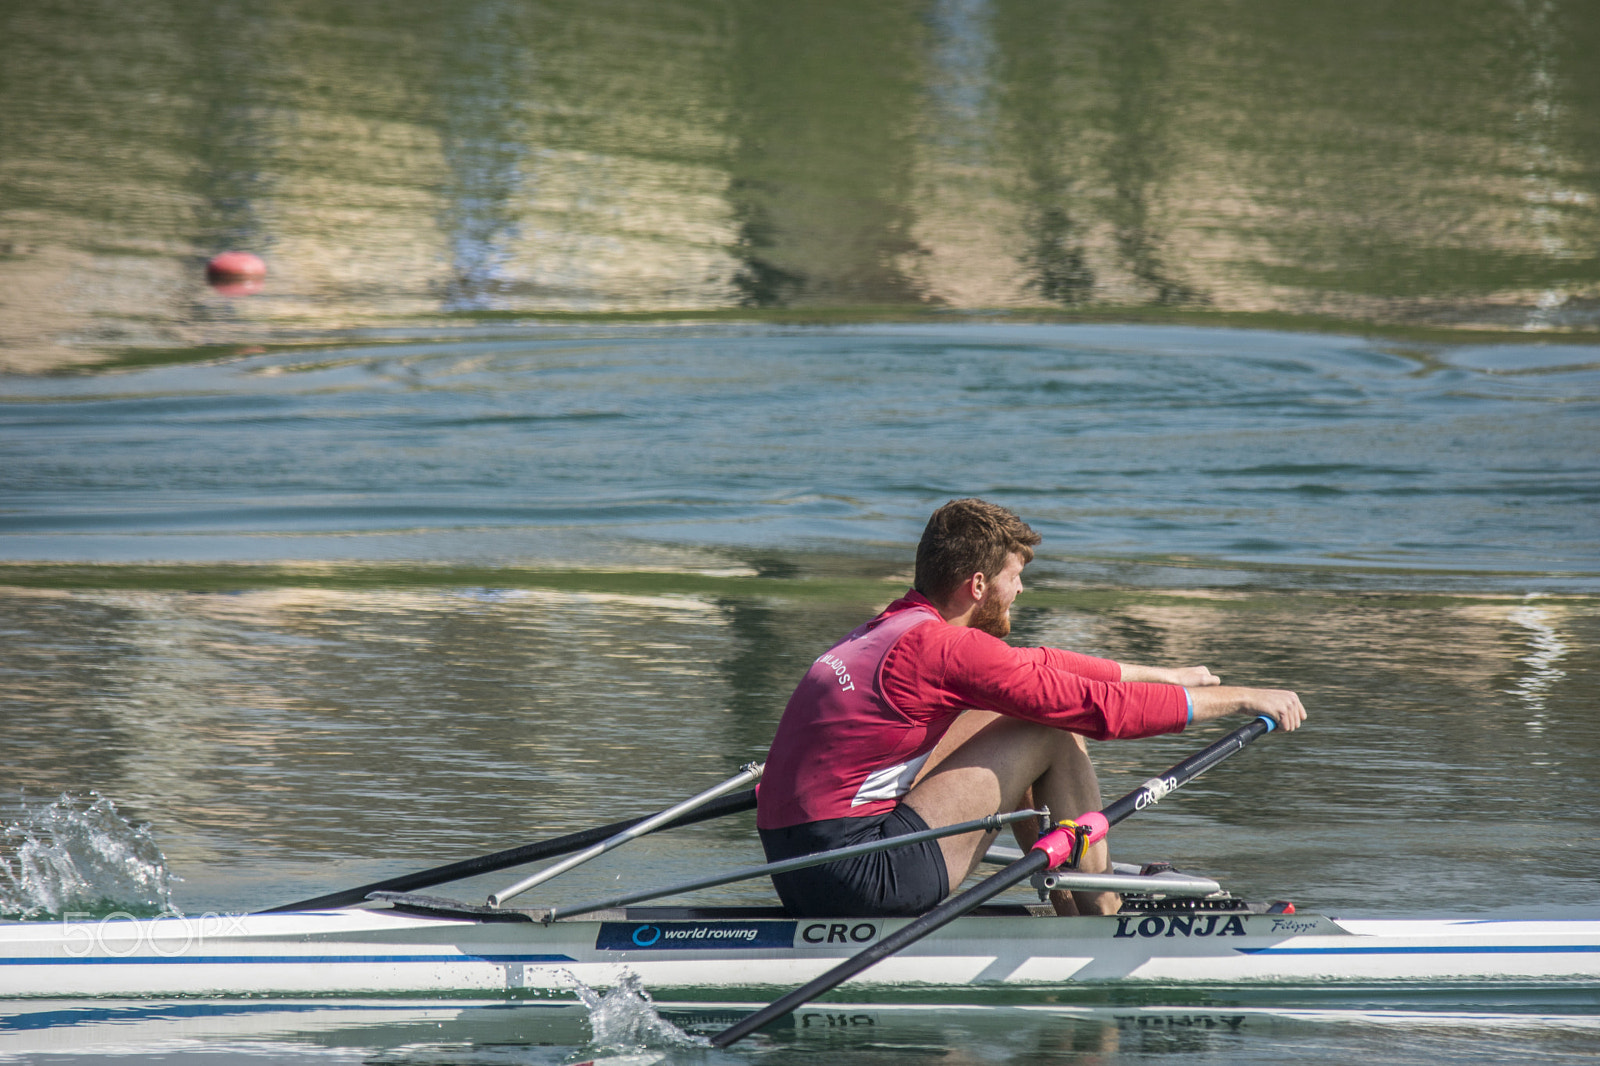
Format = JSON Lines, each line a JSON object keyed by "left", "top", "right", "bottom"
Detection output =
{"left": 1188, "top": 685, "right": 1307, "bottom": 731}
{"left": 1119, "top": 663, "right": 1221, "bottom": 687}
{"left": 924, "top": 630, "right": 1191, "bottom": 740}
{"left": 1118, "top": 662, "right": 1305, "bottom": 731}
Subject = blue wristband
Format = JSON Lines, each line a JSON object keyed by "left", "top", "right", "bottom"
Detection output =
{"left": 1185, "top": 689, "right": 1195, "bottom": 724}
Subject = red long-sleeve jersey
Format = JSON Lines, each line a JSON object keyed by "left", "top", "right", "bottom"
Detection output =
{"left": 756, "top": 591, "right": 1190, "bottom": 830}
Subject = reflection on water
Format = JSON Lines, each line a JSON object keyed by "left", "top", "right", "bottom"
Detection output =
{"left": 1507, "top": 602, "right": 1569, "bottom": 730}
{"left": 1, "top": 997, "right": 1598, "bottom": 1065}
{"left": 431, "top": 2, "right": 535, "bottom": 313}
{"left": 726, "top": 1, "right": 930, "bottom": 308}
{"left": 2, "top": 0, "right": 1599, "bottom": 367}
{"left": 1, "top": 578, "right": 1595, "bottom": 919}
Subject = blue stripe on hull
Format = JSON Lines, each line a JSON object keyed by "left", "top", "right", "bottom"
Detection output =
{"left": 1239, "top": 944, "right": 1600, "bottom": 956}
{"left": 0, "top": 954, "right": 574, "bottom": 966}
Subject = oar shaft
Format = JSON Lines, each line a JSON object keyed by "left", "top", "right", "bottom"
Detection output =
{"left": 712, "top": 848, "right": 1049, "bottom": 1048}
{"left": 488, "top": 763, "right": 763, "bottom": 907}
{"left": 544, "top": 808, "right": 1044, "bottom": 923}
{"left": 258, "top": 788, "right": 757, "bottom": 913}
{"left": 1033, "top": 717, "right": 1276, "bottom": 866}
{"left": 1102, "top": 716, "right": 1274, "bottom": 830}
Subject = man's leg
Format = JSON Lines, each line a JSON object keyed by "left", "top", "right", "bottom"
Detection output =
{"left": 905, "top": 711, "right": 1117, "bottom": 915}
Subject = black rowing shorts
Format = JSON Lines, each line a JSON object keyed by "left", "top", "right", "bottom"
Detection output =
{"left": 758, "top": 805, "right": 950, "bottom": 917}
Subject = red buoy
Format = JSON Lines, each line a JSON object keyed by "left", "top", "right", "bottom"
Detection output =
{"left": 207, "top": 251, "right": 266, "bottom": 279}
{"left": 206, "top": 251, "right": 267, "bottom": 295}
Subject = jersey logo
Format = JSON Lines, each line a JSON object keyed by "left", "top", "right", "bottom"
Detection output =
{"left": 816, "top": 652, "right": 857, "bottom": 692}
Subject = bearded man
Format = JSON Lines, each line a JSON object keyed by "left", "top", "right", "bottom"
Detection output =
{"left": 756, "top": 498, "right": 1306, "bottom": 917}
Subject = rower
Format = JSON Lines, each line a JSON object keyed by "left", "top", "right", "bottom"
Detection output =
{"left": 756, "top": 498, "right": 1306, "bottom": 918}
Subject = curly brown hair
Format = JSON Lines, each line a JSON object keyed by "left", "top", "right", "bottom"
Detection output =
{"left": 913, "top": 498, "right": 1041, "bottom": 605}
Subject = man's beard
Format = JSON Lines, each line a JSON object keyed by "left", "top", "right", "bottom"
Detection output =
{"left": 969, "top": 594, "right": 1011, "bottom": 638}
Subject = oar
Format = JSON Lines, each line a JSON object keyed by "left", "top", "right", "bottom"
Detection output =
{"left": 710, "top": 716, "right": 1277, "bottom": 1048}
{"left": 539, "top": 808, "right": 1049, "bottom": 923}
{"left": 260, "top": 769, "right": 761, "bottom": 914}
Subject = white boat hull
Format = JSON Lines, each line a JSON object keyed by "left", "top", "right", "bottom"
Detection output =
{"left": 2, "top": 907, "right": 1599, "bottom": 998}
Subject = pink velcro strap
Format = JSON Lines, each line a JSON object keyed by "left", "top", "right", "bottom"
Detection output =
{"left": 1030, "top": 825, "right": 1080, "bottom": 867}
{"left": 1078, "top": 811, "right": 1109, "bottom": 844}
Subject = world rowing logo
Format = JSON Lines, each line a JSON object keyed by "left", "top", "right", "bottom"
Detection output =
{"left": 595, "top": 921, "right": 797, "bottom": 952}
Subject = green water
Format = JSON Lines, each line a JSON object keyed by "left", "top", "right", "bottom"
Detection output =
{"left": 2, "top": 0, "right": 1600, "bottom": 370}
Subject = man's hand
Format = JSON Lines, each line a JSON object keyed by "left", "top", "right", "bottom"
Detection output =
{"left": 1168, "top": 665, "right": 1221, "bottom": 687}
{"left": 1119, "top": 663, "right": 1222, "bottom": 687}
{"left": 1190, "top": 686, "right": 1307, "bottom": 732}
{"left": 1117, "top": 664, "right": 1304, "bottom": 730}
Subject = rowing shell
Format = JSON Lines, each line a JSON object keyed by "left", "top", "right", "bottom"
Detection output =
{"left": 2, "top": 904, "right": 1598, "bottom": 998}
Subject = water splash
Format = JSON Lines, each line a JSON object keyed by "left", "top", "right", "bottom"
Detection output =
{"left": 0, "top": 793, "right": 179, "bottom": 920}
{"left": 568, "top": 970, "right": 708, "bottom": 1055}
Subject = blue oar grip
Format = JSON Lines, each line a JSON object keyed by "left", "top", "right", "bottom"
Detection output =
{"left": 1256, "top": 714, "right": 1276, "bottom": 732}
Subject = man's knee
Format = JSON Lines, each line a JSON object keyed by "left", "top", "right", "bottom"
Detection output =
{"left": 1020, "top": 720, "right": 1089, "bottom": 757}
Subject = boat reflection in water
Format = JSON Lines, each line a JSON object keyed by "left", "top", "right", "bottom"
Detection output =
{"left": 3, "top": 994, "right": 1598, "bottom": 1064}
